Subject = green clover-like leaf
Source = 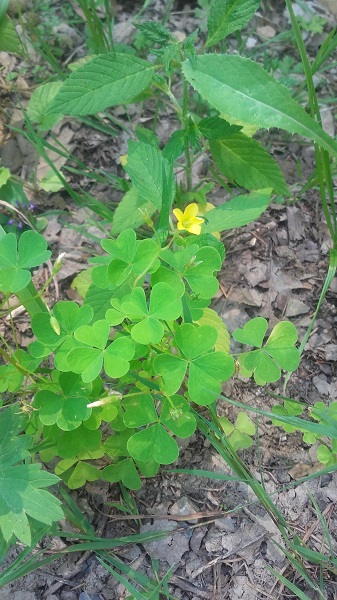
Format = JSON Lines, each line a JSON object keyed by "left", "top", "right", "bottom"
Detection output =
{"left": 92, "top": 229, "right": 160, "bottom": 288}
{"left": 67, "top": 321, "right": 135, "bottom": 382}
{"left": 0, "top": 231, "right": 51, "bottom": 292}
{"left": 233, "top": 317, "right": 267, "bottom": 347}
{"left": 123, "top": 394, "right": 158, "bottom": 428}
{"left": 154, "top": 323, "right": 235, "bottom": 405}
{"left": 161, "top": 244, "right": 221, "bottom": 299}
{"left": 55, "top": 459, "right": 101, "bottom": 489}
{"left": 234, "top": 319, "right": 300, "bottom": 384}
{"left": 30, "top": 301, "right": 93, "bottom": 364}
{"left": 121, "top": 283, "right": 183, "bottom": 344}
{"left": 127, "top": 423, "right": 179, "bottom": 464}
{"left": 102, "top": 458, "right": 142, "bottom": 490}
{"left": 160, "top": 395, "right": 196, "bottom": 438}
{"left": 57, "top": 425, "right": 102, "bottom": 458}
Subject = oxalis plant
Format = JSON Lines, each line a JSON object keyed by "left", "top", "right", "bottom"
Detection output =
{"left": 0, "top": 0, "right": 337, "bottom": 561}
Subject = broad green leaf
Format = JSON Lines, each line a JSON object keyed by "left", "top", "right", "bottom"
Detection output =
{"left": 201, "top": 190, "right": 271, "bottom": 233}
{"left": 27, "top": 82, "right": 63, "bottom": 131}
{"left": 210, "top": 135, "right": 289, "bottom": 195}
{"left": 198, "top": 116, "right": 241, "bottom": 139}
{"left": 112, "top": 187, "right": 156, "bottom": 234}
{"left": 317, "top": 445, "right": 334, "bottom": 465}
{"left": 75, "top": 319, "right": 110, "bottom": 348}
{"left": 103, "top": 458, "right": 141, "bottom": 490}
{"left": 127, "top": 424, "right": 179, "bottom": 464}
{"left": 124, "top": 141, "right": 173, "bottom": 210}
{"left": 183, "top": 55, "right": 337, "bottom": 158}
{"left": 0, "top": 15, "right": 21, "bottom": 53}
{"left": 0, "top": 405, "right": 63, "bottom": 545}
{"left": 233, "top": 317, "right": 268, "bottom": 348}
{"left": 48, "top": 53, "right": 155, "bottom": 116}
{"left": 0, "top": 231, "right": 51, "bottom": 293}
{"left": 197, "top": 308, "right": 230, "bottom": 353}
{"left": 206, "top": 0, "right": 261, "bottom": 47}
{"left": 39, "top": 170, "right": 64, "bottom": 192}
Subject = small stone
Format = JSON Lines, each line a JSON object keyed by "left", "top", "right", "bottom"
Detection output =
{"left": 214, "top": 516, "right": 237, "bottom": 533}
{"left": 256, "top": 25, "right": 276, "bottom": 39}
{"left": 245, "top": 36, "right": 257, "bottom": 48}
{"left": 324, "top": 344, "right": 337, "bottom": 361}
{"left": 285, "top": 298, "right": 310, "bottom": 317}
{"left": 169, "top": 496, "right": 199, "bottom": 523}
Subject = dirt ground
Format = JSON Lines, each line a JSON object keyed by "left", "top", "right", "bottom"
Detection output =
{"left": 1, "top": 0, "right": 337, "bottom": 598}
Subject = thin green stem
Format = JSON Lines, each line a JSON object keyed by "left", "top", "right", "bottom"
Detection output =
{"left": 182, "top": 80, "right": 192, "bottom": 191}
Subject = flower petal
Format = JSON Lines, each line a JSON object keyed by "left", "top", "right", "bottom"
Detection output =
{"left": 173, "top": 208, "right": 184, "bottom": 221}
{"left": 184, "top": 203, "right": 199, "bottom": 219}
{"left": 188, "top": 223, "right": 202, "bottom": 235}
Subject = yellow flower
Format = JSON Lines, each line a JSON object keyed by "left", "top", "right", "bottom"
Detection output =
{"left": 172, "top": 203, "right": 204, "bottom": 235}
{"left": 119, "top": 154, "right": 128, "bottom": 166}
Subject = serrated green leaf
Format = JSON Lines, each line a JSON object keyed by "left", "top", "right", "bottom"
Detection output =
{"left": 0, "top": 405, "right": 63, "bottom": 545}
{"left": 201, "top": 190, "right": 271, "bottom": 233}
{"left": 27, "top": 82, "right": 63, "bottom": 131}
{"left": 183, "top": 54, "right": 337, "bottom": 158}
{"left": 210, "top": 134, "right": 289, "bottom": 195}
{"left": 127, "top": 424, "right": 179, "bottom": 464}
{"left": 112, "top": 187, "right": 156, "bottom": 235}
{"left": 206, "top": 0, "right": 261, "bottom": 47}
{"left": 133, "top": 21, "right": 173, "bottom": 44}
{"left": 48, "top": 53, "right": 155, "bottom": 116}
{"left": 198, "top": 116, "right": 241, "bottom": 139}
{"left": 0, "top": 14, "right": 21, "bottom": 53}
{"left": 125, "top": 141, "right": 173, "bottom": 210}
